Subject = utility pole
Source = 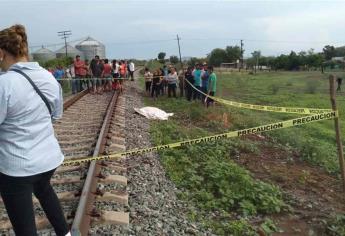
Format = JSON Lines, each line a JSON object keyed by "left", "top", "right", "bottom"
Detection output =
{"left": 240, "top": 39, "right": 244, "bottom": 71}
{"left": 176, "top": 34, "right": 182, "bottom": 65}
{"left": 176, "top": 34, "right": 184, "bottom": 97}
{"left": 58, "top": 30, "right": 72, "bottom": 57}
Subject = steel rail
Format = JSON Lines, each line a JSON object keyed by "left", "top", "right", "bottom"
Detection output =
{"left": 63, "top": 90, "right": 89, "bottom": 111}
{"left": 71, "top": 90, "right": 119, "bottom": 236}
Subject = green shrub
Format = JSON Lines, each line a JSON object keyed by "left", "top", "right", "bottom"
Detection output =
{"left": 268, "top": 84, "right": 280, "bottom": 94}
{"left": 327, "top": 214, "right": 345, "bottom": 236}
{"left": 285, "top": 81, "right": 293, "bottom": 86}
{"left": 152, "top": 123, "right": 285, "bottom": 234}
{"left": 305, "top": 80, "right": 321, "bottom": 94}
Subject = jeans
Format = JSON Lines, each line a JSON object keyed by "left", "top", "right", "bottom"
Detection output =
{"left": 186, "top": 86, "right": 193, "bottom": 101}
{"left": 168, "top": 84, "right": 177, "bottom": 98}
{"left": 151, "top": 84, "right": 160, "bottom": 98}
{"left": 207, "top": 91, "right": 215, "bottom": 107}
{"left": 0, "top": 169, "right": 69, "bottom": 236}
{"left": 201, "top": 87, "right": 208, "bottom": 103}
{"left": 193, "top": 86, "right": 201, "bottom": 100}
{"left": 71, "top": 78, "right": 79, "bottom": 94}
{"left": 145, "top": 81, "right": 152, "bottom": 92}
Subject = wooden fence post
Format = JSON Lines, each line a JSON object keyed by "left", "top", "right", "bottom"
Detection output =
{"left": 329, "top": 74, "right": 345, "bottom": 194}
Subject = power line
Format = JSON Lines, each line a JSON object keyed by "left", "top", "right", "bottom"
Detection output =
{"left": 104, "top": 38, "right": 175, "bottom": 45}
{"left": 181, "top": 37, "right": 343, "bottom": 45}
{"left": 29, "top": 37, "right": 87, "bottom": 50}
{"left": 240, "top": 39, "right": 244, "bottom": 70}
{"left": 58, "top": 30, "right": 72, "bottom": 57}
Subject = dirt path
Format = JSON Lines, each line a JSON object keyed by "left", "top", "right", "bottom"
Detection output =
{"left": 236, "top": 135, "right": 345, "bottom": 235}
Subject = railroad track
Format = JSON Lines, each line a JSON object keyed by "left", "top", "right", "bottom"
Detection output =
{"left": 0, "top": 87, "right": 129, "bottom": 235}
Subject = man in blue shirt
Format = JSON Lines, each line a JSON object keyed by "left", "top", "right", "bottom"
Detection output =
{"left": 53, "top": 65, "right": 64, "bottom": 84}
{"left": 193, "top": 64, "right": 202, "bottom": 100}
{"left": 201, "top": 64, "right": 209, "bottom": 104}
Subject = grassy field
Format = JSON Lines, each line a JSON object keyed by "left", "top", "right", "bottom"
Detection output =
{"left": 216, "top": 70, "right": 345, "bottom": 174}
{"left": 140, "top": 68, "right": 345, "bottom": 235}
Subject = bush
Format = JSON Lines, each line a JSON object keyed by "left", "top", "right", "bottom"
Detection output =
{"left": 285, "top": 81, "right": 293, "bottom": 86}
{"left": 268, "top": 84, "right": 280, "bottom": 94}
{"left": 235, "top": 77, "right": 247, "bottom": 88}
{"left": 327, "top": 214, "right": 345, "bottom": 236}
{"left": 39, "top": 57, "right": 73, "bottom": 69}
{"left": 305, "top": 80, "right": 320, "bottom": 94}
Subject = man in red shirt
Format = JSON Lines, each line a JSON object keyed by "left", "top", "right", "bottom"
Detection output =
{"left": 74, "top": 55, "right": 86, "bottom": 92}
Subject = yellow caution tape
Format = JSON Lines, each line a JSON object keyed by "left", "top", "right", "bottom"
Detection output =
{"left": 62, "top": 110, "right": 337, "bottom": 166}
{"left": 184, "top": 79, "right": 332, "bottom": 114}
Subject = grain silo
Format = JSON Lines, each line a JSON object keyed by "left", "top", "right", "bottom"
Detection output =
{"left": 56, "top": 44, "right": 84, "bottom": 59}
{"left": 75, "top": 36, "right": 106, "bottom": 61}
{"left": 32, "top": 47, "right": 56, "bottom": 61}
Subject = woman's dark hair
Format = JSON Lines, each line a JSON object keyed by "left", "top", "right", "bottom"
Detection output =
{"left": 0, "top": 24, "right": 28, "bottom": 58}
{"left": 104, "top": 59, "right": 109, "bottom": 64}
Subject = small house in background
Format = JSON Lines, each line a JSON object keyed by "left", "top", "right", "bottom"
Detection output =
{"left": 220, "top": 60, "right": 247, "bottom": 70}
{"left": 253, "top": 65, "right": 271, "bottom": 71}
{"left": 221, "top": 62, "right": 238, "bottom": 69}
{"left": 331, "top": 57, "right": 345, "bottom": 63}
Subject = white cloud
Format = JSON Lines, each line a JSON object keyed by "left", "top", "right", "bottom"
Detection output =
{"left": 250, "top": 4, "right": 345, "bottom": 54}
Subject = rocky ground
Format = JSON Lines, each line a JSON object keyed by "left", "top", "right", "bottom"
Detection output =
{"left": 123, "top": 78, "right": 214, "bottom": 235}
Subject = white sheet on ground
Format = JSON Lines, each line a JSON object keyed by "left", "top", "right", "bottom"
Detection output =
{"left": 134, "top": 107, "right": 174, "bottom": 120}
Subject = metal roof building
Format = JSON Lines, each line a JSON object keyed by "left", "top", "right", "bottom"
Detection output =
{"left": 75, "top": 36, "right": 106, "bottom": 61}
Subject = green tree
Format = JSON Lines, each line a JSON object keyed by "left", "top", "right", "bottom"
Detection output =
{"left": 274, "top": 54, "right": 289, "bottom": 70}
{"left": 323, "top": 45, "right": 336, "bottom": 60}
{"left": 298, "top": 51, "right": 307, "bottom": 69}
{"left": 169, "top": 55, "right": 179, "bottom": 64}
{"left": 41, "top": 57, "right": 73, "bottom": 69}
{"left": 158, "top": 52, "right": 166, "bottom": 63}
{"left": 225, "top": 46, "right": 242, "bottom": 62}
{"left": 306, "top": 49, "right": 324, "bottom": 69}
{"left": 187, "top": 57, "right": 206, "bottom": 67}
{"left": 250, "top": 51, "right": 261, "bottom": 72}
{"left": 208, "top": 48, "right": 227, "bottom": 66}
{"left": 334, "top": 46, "right": 345, "bottom": 57}
{"left": 288, "top": 51, "right": 300, "bottom": 70}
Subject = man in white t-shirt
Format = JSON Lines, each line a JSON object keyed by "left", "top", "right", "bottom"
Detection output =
{"left": 129, "top": 61, "right": 135, "bottom": 81}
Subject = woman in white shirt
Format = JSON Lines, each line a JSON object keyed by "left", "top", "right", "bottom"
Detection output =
{"left": 167, "top": 67, "right": 178, "bottom": 98}
{"left": 0, "top": 25, "right": 69, "bottom": 236}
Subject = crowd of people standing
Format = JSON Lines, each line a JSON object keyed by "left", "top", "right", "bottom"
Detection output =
{"left": 144, "top": 64, "right": 217, "bottom": 107}
{"left": 51, "top": 55, "right": 135, "bottom": 95}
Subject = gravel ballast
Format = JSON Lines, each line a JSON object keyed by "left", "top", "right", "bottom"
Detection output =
{"left": 123, "top": 80, "right": 213, "bottom": 235}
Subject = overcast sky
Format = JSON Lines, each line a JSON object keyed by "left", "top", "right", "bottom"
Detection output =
{"left": 1, "top": 0, "right": 345, "bottom": 59}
